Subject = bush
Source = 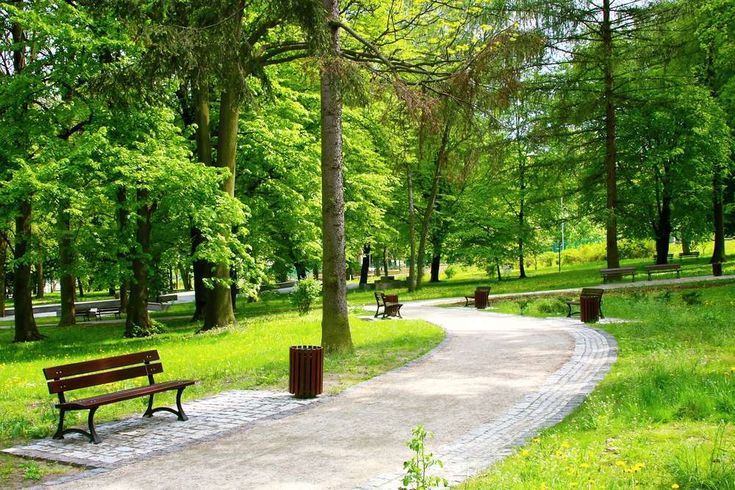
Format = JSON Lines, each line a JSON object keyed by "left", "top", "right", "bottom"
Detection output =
{"left": 535, "top": 298, "right": 568, "bottom": 315}
{"left": 443, "top": 265, "right": 457, "bottom": 280}
{"left": 290, "top": 279, "right": 322, "bottom": 314}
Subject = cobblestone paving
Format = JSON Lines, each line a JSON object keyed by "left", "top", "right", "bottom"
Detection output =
{"left": 3, "top": 390, "right": 318, "bottom": 469}
{"left": 357, "top": 323, "right": 617, "bottom": 489}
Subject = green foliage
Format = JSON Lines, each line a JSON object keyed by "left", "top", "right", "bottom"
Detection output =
{"left": 443, "top": 265, "right": 457, "bottom": 280}
{"left": 290, "top": 278, "right": 322, "bottom": 314}
{"left": 401, "top": 425, "right": 448, "bottom": 490}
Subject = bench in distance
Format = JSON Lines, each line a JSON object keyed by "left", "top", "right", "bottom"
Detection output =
{"left": 645, "top": 263, "right": 681, "bottom": 280}
{"left": 599, "top": 267, "right": 637, "bottom": 283}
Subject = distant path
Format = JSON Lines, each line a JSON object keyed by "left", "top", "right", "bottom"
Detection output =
{"left": 33, "top": 302, "right": 616, "bottom": 489}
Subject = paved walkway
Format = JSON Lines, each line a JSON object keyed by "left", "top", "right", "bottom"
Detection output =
{"left": 6, "top": 302, "right": 617, "bottom": 489}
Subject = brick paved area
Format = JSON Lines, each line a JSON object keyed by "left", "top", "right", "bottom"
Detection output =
{"left": 3, "top": 391, "right": 317, "bottom": 469}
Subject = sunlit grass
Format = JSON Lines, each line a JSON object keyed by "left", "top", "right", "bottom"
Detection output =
{"left": 463, "top": 282, "right": 735, "bottom": 489}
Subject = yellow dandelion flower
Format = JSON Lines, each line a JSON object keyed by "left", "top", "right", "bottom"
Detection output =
{"left": 671, "top": 485, "right": 679, "bottom": 489}
{"left": 615, "top": 460, "right": 626, "bottom": 467}
{"left": 521, "top": 449, "right": 530, "bottom": 457}
{"left": 580, "top": 463, "right": 590, "bottom": 469}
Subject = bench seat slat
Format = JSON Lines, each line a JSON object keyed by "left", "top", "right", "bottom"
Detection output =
{"left": 47, "top": 363, "right": 164, "bottom": 394}
{"left": 57, "top": 380, "right": 195, "bottom": 410}
{"left": 43, "top": 350, "right": 160, "bottom": 380}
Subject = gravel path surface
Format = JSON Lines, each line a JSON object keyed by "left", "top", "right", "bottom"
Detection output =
{"left": 29, "top": 302, "right": 616, "bottom": 489}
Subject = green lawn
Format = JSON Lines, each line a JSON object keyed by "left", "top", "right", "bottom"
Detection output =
{"left": 0, "top": 302, "right": 443, "bottom": 486}
{"left": 463, "top": 282, "right": 735, "bottom": 489}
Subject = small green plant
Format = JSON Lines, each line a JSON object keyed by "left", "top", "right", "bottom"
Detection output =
{"left": 668, "top": 425, "right": 734, "bottom": 489}
{"left": 516, "top": 299, "right": 531, "bottom": 315}
{"left": 22, "top": 462, "right": 41, "bottom": 481}
{"left": 681, "top": 290, "right": 703, "bottom": 306}
{"left": 443, "top": 265, "right": 457, "bottom": 280}
{"left": 401, "top": 425, "right": 448, "bottom": 490}
{"left": 290, "top": 278, "right": 322, "bottom": 314}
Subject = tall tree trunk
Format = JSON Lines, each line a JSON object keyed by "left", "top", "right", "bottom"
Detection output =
{"left": 191, "top": 76, "right": 212, "bottom": 321}
{"left": 58, "top": 208, "right": 76, "bottom": 326}
{"left": 407, "top": 166, "right": 417, "bottom": 292}
{"left": 602, "top": 0, "right": 620, "bottom": 269}
{"left": 654, "top": 200, "right": 673, "bottom": 265}
{"left": 0, "top": 230, "right": 6, "bottom": 317}
{"left": 359, "top": 244, "right": 370, "bottom": 287}
{"left": 430, "top": 253, "right": 441, "bottom": 282}
{"left": 125, "top": 189, "right": 154, "bottom": 337}
{"left": 230, "top": 267, "right": 238, "bottom": 312}
{"left": 14, "top": 200, "right": 43, "bottom": 342}
{"left": 35, "top": 261, "right": 44, "bottom": 298}
{"left": 382, "top": 247, "right": 388, "bottom": 277}
{"left": 320, "top": 0, "right": 352, "bottom": 352}
{"left": 295, "top": 263, "right": 307, "bottom": 281}
{"left": 180, "top": 266, "right": 192, "bottom": 291}
{"left": 416, "top": 120, "right": 450, "bottom": 289}
{"left": 77, "top": 278, "right": 84, "bottom": 298}
{"left": 681, "top": 234, "right": 691, "bottom": 255}
{"left": 201, "top": 71, "right": 240, "bottom": 330}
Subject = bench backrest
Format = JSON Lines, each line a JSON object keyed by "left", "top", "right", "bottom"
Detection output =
{"left": 43, "top": 350, "right": 162, "bottom": 395}
{"left": 580, "top": 288, "right": 604, "bottom": 298}
{"left": 647, "top": 263, "right": 680, "bottom": 270}
{"left": 374, "top": 292, "right": 385, "bottom": 307}
{"left": 600, "top": 267, "right": 635, "bottom": 273}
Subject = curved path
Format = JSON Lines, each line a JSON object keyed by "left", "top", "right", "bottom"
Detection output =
{"left": 55, "top": 302, "right": 616, "bottom": 489}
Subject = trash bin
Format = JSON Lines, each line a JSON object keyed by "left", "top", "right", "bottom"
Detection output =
{"left": 580, "top": 295, "right": 601, "bottom": 323}
{"left": 289, "top": 346, "right": 323, "bottom": 399}
{"left": 475, "top": 287, "right": 490, "bottom": 309}
{"left": 712, "top": 262, "right": 723, "bottom": 277}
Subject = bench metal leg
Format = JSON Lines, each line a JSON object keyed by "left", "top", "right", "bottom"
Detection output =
{"left": 53, "top": 407, "right": 101, "bottom": 443}
{"left": 53, "top": 409, "right": 67, "bottom": 440}
{"left": 88, "top": 407, "right": 101, "bottom": 444}
{"left": 142, "top": 388, "right": 188, "bottom": 421}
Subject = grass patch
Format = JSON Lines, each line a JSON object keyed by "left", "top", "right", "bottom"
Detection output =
{"left": 463, "top": 282, "right": 735, "bottom": 489}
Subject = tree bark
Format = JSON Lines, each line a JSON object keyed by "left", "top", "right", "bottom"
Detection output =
{"left": 407, "top": 166, "right": 417, "bottom": 292}
{"left": 35, "top": 261, "right": 44, "bottom": 298}
{"left": 416, "top": 120, "right": 451, "bottom": 289}
{"left": 14, "top": 200, "right": 43, "bottom": 342}
{"left": 191, "top": 76, "right": 211, "bottom": 321}
{"left": 201, "top": 67, "right": 240, "bottom": 330}
{"left": 430, "top": 253, "right": 441, "bottom": 282}
{"left": 58, "top": 207, "right": 76, "bottom": 327}
{"left": 125, "top": 189, "right": 154, "bottom": 337}
{"left": 77, "top": 277, "right": 84, "bottom": 298}
{"left": 180, "top": 266, "right": 192, "bottom": 291}
{"left": 382, "top": 247, "right": 388, "bottom": 277}
{"left": 320, "top": 0, "right": 352, "bottom": 353}
{"left": 602, "top": 0, "right": 620, "bottom": 269}
{"left": 359, "top": 244, "right": 370, "bottom": 287}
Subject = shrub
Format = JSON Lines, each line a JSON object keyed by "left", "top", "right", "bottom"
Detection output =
{"left": 535, "top": 298, "right": 568, "bottom": 315}
{"left": 290, "top": 279, "right": 322, "bottom": 315}
{"left": 443, "top": 265, "right": 457, "bottom": 280}
{"left": 681, "top": 291, "right": 703, "bottom": 306}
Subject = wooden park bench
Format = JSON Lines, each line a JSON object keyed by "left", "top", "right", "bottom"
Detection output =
{"left": 374, "top": 292, "right": 403, "bottom": 319}
{"left": 645, "top": 263, "right": 681, "bottom": 280}
{"left": 599, "top": 267, "right": 637, "bottom": 283}
{"left": 679, "top": 252, "right": 700, "bottom": 261}
{"left": 566, "top": 288, "right": 605, "bottom": 318}
{"left": 74, "top": 307, "right": 95, "bottom": 321}
{"left": 43, "top": 350, "right": 195, "bottom": 444}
